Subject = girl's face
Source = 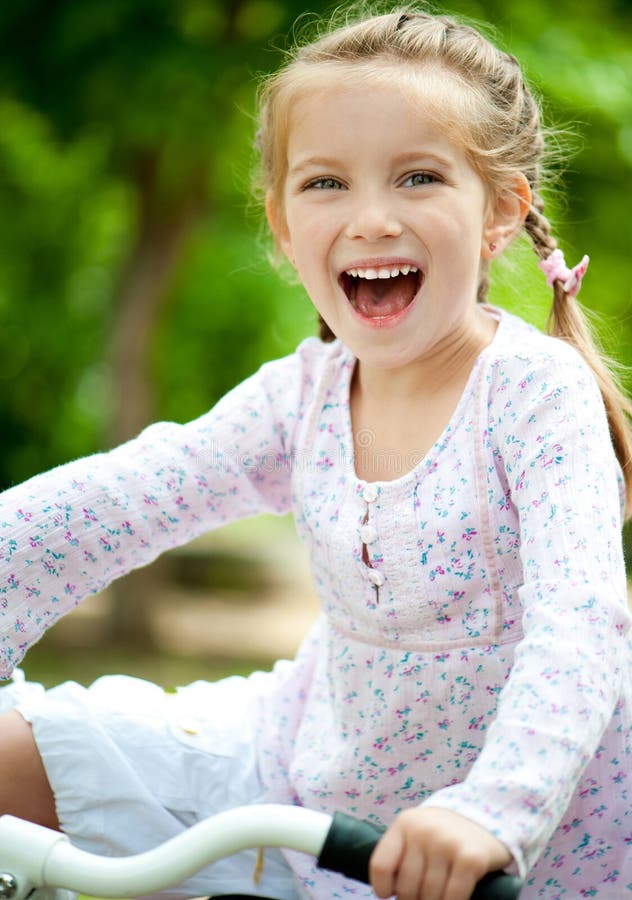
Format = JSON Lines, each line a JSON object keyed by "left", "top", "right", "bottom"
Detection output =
{"left": 269, "top": 73, "right": 521, "bottom": 372}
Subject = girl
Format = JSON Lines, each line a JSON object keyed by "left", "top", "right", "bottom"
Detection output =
{"left": 1, "top": 5, "right": 631, "bottom": 900}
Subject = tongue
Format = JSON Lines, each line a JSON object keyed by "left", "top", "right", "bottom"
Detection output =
{"left": 354, "top": 273, "right": 417, "bottom": 318}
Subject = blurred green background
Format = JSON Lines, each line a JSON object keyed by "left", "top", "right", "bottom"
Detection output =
{"left": 1, "top": 0, "right": 631, "bottom": 686}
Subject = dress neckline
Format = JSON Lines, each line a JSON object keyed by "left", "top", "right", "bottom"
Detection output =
{"left": 340, "top": 306, "right": 506, "bottom": 489}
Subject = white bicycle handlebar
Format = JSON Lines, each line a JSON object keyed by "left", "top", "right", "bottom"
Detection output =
{"left": 0, "top": 804, "right": 522, "bottom": 900}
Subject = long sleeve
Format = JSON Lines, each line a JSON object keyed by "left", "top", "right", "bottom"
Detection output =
{"left": 0, "top": 340, "right": 324, "bottom": 678}
{"left": 422, "top": 344, "right": 632, "bottom": 875}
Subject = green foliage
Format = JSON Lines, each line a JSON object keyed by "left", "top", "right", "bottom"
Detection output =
{"left": 0, "top": 0, "right": 330, "bottom": 486}
{"left": 0, "top": 96, "right": 129, "bottom": 480}
{"left": 151, "top": 210, "right": 317, "bottom": 424}
{"left": 496, "top": 0, "right": 632, "bottom": 358}
{"left": 0, "top": 0, "right": 630, "bottom": 500}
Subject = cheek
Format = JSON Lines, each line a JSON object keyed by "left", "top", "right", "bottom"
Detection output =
{"left": 434, "top": 205, "right": 485, "bottom": 260}
{"left": 287, "top": 214, "right": 333, "bottom": 269}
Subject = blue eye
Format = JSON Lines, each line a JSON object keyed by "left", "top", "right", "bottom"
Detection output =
{"left": 403, "top": 171, "right": 437, "bottom": 187}
{"left": 304, "top": 177, "right": 345, "bottom": 191}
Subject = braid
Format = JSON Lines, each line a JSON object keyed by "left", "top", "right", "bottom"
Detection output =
{"left": 525, "top": 197, "right": 632, "bottom": 517}
{"left": 524, "top": 197, "right": 572, "bottom": 338}
{"left": 526, "top": 196, "right": 603, "bottom": 350}
{"left": 525, "top": 194, "right": 556, "bottom": 258}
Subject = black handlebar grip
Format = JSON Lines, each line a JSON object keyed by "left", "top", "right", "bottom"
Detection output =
{"left": 317, "top": 812, "right": 523, "bottom": 899}
{"left": 317, "top": 811, "right": 385, "bottom": 883}
{"left": 470, "top": 871, "right": 524, "bottom": 900}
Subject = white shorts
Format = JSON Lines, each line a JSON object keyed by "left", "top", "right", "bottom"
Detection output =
{"left": 9, "top": 670, "right": 302, "bottom": 900}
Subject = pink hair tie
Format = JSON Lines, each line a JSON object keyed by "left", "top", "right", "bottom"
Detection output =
{"left": 538, "top": 249, "right": 590, "bottom": 298}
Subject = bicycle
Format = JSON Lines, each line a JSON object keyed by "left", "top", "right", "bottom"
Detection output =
{"left": 0, "top": 803, "right": 522, "bottom": 900}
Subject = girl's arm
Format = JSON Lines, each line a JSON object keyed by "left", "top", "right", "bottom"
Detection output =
{"left": 0, "top": 342, "right": 320, "bottom": 678}
{"left": 371, "top": 345, "right": 631, "bottom": 896}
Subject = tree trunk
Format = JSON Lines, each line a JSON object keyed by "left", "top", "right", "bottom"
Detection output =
{"left": 107, "top": 152, "right": 207, "bottom": 647}
{"left": 105, "top": 0, "right": 249, "bottom": 648}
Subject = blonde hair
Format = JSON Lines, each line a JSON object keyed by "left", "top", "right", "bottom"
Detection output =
{"left": 255, "top": 4, "right": 632, "bottom": 518}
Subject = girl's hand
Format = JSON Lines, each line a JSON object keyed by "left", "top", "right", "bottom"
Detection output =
{"left": 369, "top": 807, "right": 512, "bottom": 900}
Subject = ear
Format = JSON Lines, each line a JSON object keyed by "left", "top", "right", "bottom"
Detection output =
{"left": 482, "top": 174, "right": 532, "bottom": 260}
{"left": 266, "top": 191, "right": 294, "bottom": 265}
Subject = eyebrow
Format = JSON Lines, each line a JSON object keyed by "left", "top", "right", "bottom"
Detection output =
{"left": 287, "top": 156, "right": 342, "bottom": 177}
{"left": 391, "top": 150, "right": 455, "bottom": 170}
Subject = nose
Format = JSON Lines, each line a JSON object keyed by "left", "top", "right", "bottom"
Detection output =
{"left": 344, "top": 190, "right": 403, "bottom": 242}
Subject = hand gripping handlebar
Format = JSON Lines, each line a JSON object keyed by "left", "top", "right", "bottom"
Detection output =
{"left": 319, "top": 812, "right": 522, "bottom": 899}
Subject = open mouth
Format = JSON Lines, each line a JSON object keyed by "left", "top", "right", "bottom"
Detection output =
{"left": 339, "top": 264, "right": 423, "bottom": 319}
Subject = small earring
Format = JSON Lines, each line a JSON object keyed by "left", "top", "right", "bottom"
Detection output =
{"left": 489, "top": 242, "right": 497, "bottom": 253}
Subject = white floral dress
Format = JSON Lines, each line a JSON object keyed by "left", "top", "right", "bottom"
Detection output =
{"left": 1, "top": 308, "right": 630, "bottom": 898}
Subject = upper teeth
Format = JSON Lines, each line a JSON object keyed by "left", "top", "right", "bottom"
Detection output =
{"left": 346, "top": 265, "right": 418, "bottom": 280}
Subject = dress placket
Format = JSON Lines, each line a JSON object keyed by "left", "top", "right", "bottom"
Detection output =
{"left": 359, "top": 483, "right": 384, "bottom": 603}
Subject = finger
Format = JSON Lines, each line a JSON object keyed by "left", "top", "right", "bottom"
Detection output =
{"left": 391, "top": 843, "right": 425, "bottom": 900}
{"left": 443, "top": 853, "right": 486, "bottom": 900}
{"left": 417, "top": 856, "right": 450, "bottom": 900}
{"left": 370, "top": 828, "right": 405, "bottom": 899}
{"left": 443, "top": 871, "right": 478, "bottom": 900}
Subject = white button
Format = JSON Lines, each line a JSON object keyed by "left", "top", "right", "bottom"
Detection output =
{"left": 362, "top": 484, "right": 378, "bottom": 502}
{"left": 360, "top": 524, "right": 378, "bottom": 544}
{"left": 367, "top": 569, "right": 384, "bottom": 587}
